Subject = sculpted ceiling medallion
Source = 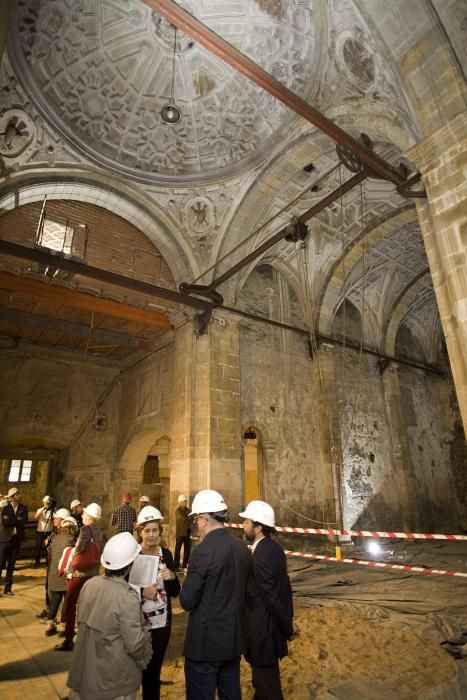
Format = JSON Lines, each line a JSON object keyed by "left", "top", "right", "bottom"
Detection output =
{"left": 11, "top": 0, "right": 316, "bottom": 184}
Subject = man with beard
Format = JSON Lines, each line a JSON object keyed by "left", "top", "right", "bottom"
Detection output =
{"left": 239, "top": 500, "right": 298, "bottom": 700}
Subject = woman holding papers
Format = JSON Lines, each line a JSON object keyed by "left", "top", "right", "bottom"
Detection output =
{"left": 135, "top": 505, "right": 181, "bottom": 700}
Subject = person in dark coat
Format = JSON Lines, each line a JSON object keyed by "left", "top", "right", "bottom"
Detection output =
{"left": 0, "top": 487, "right": 29, "bottom": 595}
{"left": 180, "top": 489, "right": 250, "bottom": 700}
{"left": 174, "top": 494, "right": 191, "bottom": 570}
{"left": 239, "top": 500, "right": 298, "bottom": 700}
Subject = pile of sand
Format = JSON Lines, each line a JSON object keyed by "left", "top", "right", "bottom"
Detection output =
{"left": 161, "top": 605, "right": 455, "bottom": 698}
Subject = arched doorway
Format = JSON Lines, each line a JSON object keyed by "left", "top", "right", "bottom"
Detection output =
{"left": 242, "top": 426, "right": 264, "bottom": 505}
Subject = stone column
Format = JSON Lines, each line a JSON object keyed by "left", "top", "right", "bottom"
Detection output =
{"left": 380, "top": 362, "right": 419, "bottom": 531}
{"left": 406, "top": 114, "right": 467, "bottom": 435}
{"left": 168, "top": 308, "right": 242, "bottom": 520}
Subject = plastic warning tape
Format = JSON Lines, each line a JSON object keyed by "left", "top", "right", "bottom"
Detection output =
{"left": 283, "top": 550, "right": 467, "bottom": 578}
{"left": 225, "top": 522, "right": 467, "bottom": 541}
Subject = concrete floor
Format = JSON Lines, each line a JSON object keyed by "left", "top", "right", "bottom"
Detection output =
{"left": 0, "top": 561, "right": 188, "bottom": 700}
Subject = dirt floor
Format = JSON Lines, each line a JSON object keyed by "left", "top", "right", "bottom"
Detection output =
{"left": 161, "top": 604, "right": 456, "bottom": 699}
{"left": 1, "top": 540, "right": 466, "bottom": 699}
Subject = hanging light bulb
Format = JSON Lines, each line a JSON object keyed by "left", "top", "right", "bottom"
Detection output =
{"left": 161, "top": 26, "right": 181, "bottom": 124}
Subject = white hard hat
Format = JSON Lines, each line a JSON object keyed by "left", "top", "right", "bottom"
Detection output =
{"left": 189, "top": 489, "right": 227, "bottom": 516}
{"left": 101, "top": 532, "right": 141, "bottom": 570}
{"left": 43, "top": 495, "right": 52, "bottom": 503}
{"left": 54, "top": 508, "right": 71, "bottom": 520}
{"left": 61, "top": 516, "right": 78, "bottom": 529}
{"left": 239, "top": 500, "right": 275, "bottom": 528}
{"left": 8, "top": 487, "right": 19, "bottom": 497}
{"left": 137, "top": 505, "right": 163, "bottom": 525}
{"left": 139, "top": 495, "right": 150, "bottom": 503}
{"left": 83, "top": 502, "right": 102, "bottom": 520}
{"left": 178, "top": 494, "right": 188, "bottom": 503}
{"left": 70, "top": 499, "right": 81, "bottom": 509}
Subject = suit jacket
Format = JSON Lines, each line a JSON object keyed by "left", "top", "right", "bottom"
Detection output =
{"left": 0, "top": 502, "right": 29, "bottom": 543}
{"left": 180, "top": 527, "right": 250, "bottom": 662}
{"left": 245, "top": 536, "right": 294, "bottom": 666}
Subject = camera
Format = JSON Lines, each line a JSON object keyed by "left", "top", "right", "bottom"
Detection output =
{"left": 46, "top": 497, "right": 57, "bottom": 512}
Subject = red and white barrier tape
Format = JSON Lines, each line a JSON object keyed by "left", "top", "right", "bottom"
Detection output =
{"left": 284, "top": 550, "right": 467, "bottom": 578}
{"left": 226, "top": 522, "right": 467, "bottom": 541}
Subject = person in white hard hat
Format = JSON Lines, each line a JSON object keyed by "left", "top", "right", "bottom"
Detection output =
{"left": 239, "top": 500, "right": 298, "bottom": 700}
{"left": 44, "top": 516, "right": 78, "bottom": 638}
{"left": 174, "top": 494, "right": 191, "bottom": 571}
{"left": 36, "top": 507, "right": 70, "bottom": 619}
{"left": 139, "top": 495, "right": 150, "bottom": 511}
{"left": 33, "top": 495, "right": 55, "bottom": 566}
{"left": 135, "top": 505, "right": 180, "bottom": 700}
{"left": 179, "top": 489, "right": 250, "bottom": 700}
{"left": 70, "top": 499, "right": 84, "bottom": 529}
{"left": 0, "top": 487, "right": 28, "bottom": 596}
{"left": 67, "top": 532, "right": 152, "bottom": 700}
{"left": 55, "top": 502, "right": 103, "bottom": 651}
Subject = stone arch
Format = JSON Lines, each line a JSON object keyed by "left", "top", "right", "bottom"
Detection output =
{"left": 0, "top": 170, "right": 199, "bottom": 285}
{"left": 210, "top": 107, "right": 418, "bottom": 297}
{"left": 384, "top": 272, "right": 439, "bottom": 363}
{"left": 317, "top": 206, "right": 419, "bottom": 341}
{"left": 241, "top": 421, "right": 277, "bottom": 506}
{"left": 117, "top": 428, "right": 169, "bottom": 481}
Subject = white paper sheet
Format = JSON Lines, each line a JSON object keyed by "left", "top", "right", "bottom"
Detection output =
{"left": 128, "top": 554, "right": 159, "bottom": 587}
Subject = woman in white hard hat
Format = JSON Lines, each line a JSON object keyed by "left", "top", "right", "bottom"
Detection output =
{"left": 135, "top": 505, "right": 180, "bottom": 700}
{"left": 67, "top": 532, "right": 152, "bottom": 700}
{"left": 55, "top": 502, "right": 103, "bottom": 652}
{"left": 44, "top": 516, "right": 78, "bottom": 638}
{"left": 36, "top": 507, "right": 71, "bottom": 619}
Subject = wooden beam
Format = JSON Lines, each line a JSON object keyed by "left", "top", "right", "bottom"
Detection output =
{"left": 0, "top": 270, "right": 172, "bottom": 330}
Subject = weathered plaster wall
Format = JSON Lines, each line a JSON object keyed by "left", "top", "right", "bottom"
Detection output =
{"left": 238, "top": 267, "right": 322, "bottom": 526}
{"left": 399, "top": 365, "right": 465, "bottom": 531}
{"left": 0, "top": 346, "right": 121, "bottom": 514}
{"left": 334, "top": 351, "right": 399, "bottom": 530}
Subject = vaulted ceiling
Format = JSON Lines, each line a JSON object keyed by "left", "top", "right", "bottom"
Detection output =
{"left": 0, "top": 0, "right": 464, "bottom": 365}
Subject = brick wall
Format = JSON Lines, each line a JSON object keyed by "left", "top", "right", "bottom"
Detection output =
{"left": 0, "top": 200, "right": 176, "bottom": 294}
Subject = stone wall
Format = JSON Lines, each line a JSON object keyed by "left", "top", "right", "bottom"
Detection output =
{"left": 0, "top": 345, "right": 121, "bottom": 516}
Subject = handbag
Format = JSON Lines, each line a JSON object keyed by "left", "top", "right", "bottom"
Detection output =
{"left": 71, "top": 534, "right": 102, "bottom": 571}
{"left": 58, "top": 545, "right": 74, "bottom": 576}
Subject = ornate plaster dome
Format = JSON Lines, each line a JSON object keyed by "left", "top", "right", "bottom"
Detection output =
{"left": 11, "top": 0, "right": 317, "bottom": 184}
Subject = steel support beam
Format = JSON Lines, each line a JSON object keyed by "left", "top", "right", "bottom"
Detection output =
{"left": 182, "top": 171, "right": 365, "bottom": 298}
{"left": 0, "top": 240, "right": 212, "bottom": 310}
{"left": 145, "top": 0, "right": 423, "bottom": 192}
{"left": 0, "top": 240, "right": 440, "bottom": 375}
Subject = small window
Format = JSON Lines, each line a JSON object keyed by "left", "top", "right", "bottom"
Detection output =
{"left": 8, "top": 459, "right": 33, "bottom": 482}
{"left": 40, "top": 217, "right": 76, "bottom": 254}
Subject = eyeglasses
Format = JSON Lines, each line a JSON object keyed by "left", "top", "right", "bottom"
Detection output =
{"left": 192, "top": 514, "right": 207, "bottom": 524}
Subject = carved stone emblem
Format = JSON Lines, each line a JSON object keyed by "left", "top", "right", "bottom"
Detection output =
{"left": 342, "top": 38, "right": 375, "bottom": 85}
{"left": 186, "top": 196, "right": 214, "bottom": 234}
{"left": 0, "top": 109, "right": 35, "bottom": 157}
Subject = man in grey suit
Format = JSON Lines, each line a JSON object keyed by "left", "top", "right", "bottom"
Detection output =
{"left": 180, "top": 489, "right": 250, "bottom": 700}
{"left": 0, "top": 487, "right": 29, "bottom": 595}
{"left": 240, "top": 500, "right": 298, "bottom": 700}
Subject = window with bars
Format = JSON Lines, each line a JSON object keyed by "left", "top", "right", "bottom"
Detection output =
{"left": 8, "top": 459, "right": 33, "bottom": 482}
{"left": 39, "top": 217, "right": 76, "bottom": 254}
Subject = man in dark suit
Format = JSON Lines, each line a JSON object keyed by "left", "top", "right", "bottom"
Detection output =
{"left": 0, "top": 487, "right": 29, "bottom": 595}
{"left": 239, "top": 500, "right": 298, "bottom": 700}
{"left": 180, "top": 489, "right": 250, "bottom": 700}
